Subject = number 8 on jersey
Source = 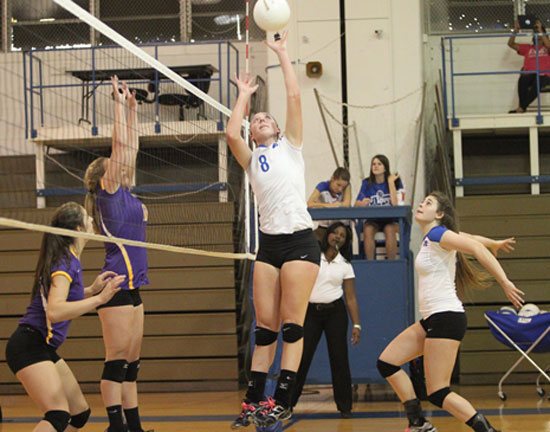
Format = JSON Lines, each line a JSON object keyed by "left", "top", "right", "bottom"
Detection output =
{"left": 259, "top": 155, "right": 270, "bottom": 172}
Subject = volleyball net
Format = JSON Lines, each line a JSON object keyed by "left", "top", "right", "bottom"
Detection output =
{"left": 0, "top": 0, "right": 265, "bottom": 260}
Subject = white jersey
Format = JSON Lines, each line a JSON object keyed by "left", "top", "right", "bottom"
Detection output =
{"left": 309, "top": 252, "right": 355, "bottom": 304}
{"left": 415, "top": 226, "right": 464, "bottom": 319}
{"left": 247, "top": 135, "right": 313, "bottom": 235}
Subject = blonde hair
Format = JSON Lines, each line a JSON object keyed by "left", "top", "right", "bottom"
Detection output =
{"left": 84, "top": 157, "right": 106, "bottom": 232}
{"left": 429, "top": 191, "right": 492, "bottom": 298}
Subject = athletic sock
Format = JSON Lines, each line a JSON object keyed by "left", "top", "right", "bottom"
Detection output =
{"left": 273, "top": 369, "right": 297, "bottom": 408}
{"left": 404, "top": 398, "right": 425, "bottom": 426}
{"left": 245, "top": 371, "right": 268, "bottom": 404}
{"left": 124, "top": 406, "right": 142, "bottom": 432}
{"left": 106, "top": 405, "right": 125, "bottom": 432}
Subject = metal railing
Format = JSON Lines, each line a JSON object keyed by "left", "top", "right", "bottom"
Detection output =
{"left": 23, "top": 40, "right": 240, "bottom": 138}
{"left": 441, "top": 33, "right": 550, "bottom": 126}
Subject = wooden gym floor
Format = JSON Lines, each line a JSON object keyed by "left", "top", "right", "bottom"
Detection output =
{"left": 0, "top": 385, "right": 549, "bottom": 431}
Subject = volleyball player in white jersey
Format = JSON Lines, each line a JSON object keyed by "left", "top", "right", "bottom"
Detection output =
{"left": 227, "top": 31, "right": 321, "bottom": 429}
{"left": 376, "top": 191, "right": 523, "bottom": 432}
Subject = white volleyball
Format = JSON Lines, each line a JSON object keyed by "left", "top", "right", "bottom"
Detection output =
{"left": 519, "top": 303, "right": 540, "bottom": 317}
{"left": 253, "top": 0, "right": 291, "bottom": 32}
{"left": 499, "top": 306, "right": 518, "bottom": 315}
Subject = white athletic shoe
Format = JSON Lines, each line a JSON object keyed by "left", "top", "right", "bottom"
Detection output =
{"left": 405, "top": 421, "right": 438, "bottom": 432}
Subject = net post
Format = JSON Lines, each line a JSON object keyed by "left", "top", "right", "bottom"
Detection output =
{"left": 35, "top": 143, "right": 46, "bottom": 209}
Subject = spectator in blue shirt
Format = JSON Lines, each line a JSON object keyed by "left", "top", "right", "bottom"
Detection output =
{"left": 308, "top": 167, "right": 351, "bottom": 241}
{"left": 354, "top": 154, "right": 404, "bottom": 260}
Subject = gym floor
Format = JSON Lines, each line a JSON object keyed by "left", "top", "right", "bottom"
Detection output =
{"left": 0, "top": 385, "right": 548, "bottom": 431}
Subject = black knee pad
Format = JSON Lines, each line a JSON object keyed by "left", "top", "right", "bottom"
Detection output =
{"left": 125, "top": 359, "right": 141, "bottom": 382}
{"left": 44, "top": 410, "right": 71, "bottom": 432}
{"left": 101, "top": 359, "right": 128, "bottom": 383}
{"left": 255, "top": 326, "right": 278, "bottom": 346}
{"left": 428, "top": 387, "right": 451, "bottom": 408}
{"left": 70, "top": 408, "right": 91, "bottom": 429}
{"left": 376, "top": 359, "right": 401, "bottom": 378}
{"left": 282, "top": 323, "right": 303, "bottom": 343}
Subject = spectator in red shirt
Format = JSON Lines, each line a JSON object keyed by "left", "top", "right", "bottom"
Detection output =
{"left": 508, "top": 19, "right": 550, "bottom": 113}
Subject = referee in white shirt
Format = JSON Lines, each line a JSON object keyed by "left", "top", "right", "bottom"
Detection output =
{"left": 291, "top": 222, "right": 361, "bottom": 418}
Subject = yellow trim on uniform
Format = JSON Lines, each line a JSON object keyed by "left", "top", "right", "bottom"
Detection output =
{"left": 45, "top": 316, "right": 54, "bottom": 345}
{"left": 117, "top": 243, "right": 135, "bottom": 290}
{"left": 51, "top": 271, "right": 73, "bottom": 283}
{"left": 100, "top": 178, "right": 105, "bottom": 190}
{"left": 69, "top": 247, "right": 78, "bottom": 258}
{"left": 98, "top": 206, "right": 135, "bottom": 290}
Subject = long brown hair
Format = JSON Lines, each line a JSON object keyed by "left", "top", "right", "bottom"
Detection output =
{"left": 367, "top": 154, "right": 403, "bottom": 189}
{"left": 430, "top": 191, "right": 492, "bottom": 298}
{"left": 84, "top": 157, "right": 106, "bottom": 232}
{"left": 32, "top": 202, "right": 85, "bottom": 299}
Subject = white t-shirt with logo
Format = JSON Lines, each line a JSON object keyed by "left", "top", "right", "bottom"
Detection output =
{"left": 416, "top": 225, "right": 464, "bottom": 319}
{"left": 247, "top": 135, "right": 313, "bottom": 235}
{"left": 309, "top": 252, "right": 355, "bottom": 304}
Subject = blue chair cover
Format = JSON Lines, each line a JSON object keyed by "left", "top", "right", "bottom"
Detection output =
{"left": 486, "top": 311, "right": 550, "bottom": 353}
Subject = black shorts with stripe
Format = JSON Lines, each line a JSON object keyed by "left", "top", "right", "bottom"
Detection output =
{"left": 96, "top": 286, "right": 143, "bottom": 310}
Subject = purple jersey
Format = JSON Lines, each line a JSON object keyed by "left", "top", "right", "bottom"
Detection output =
{"left": 20, "top": 249, "right": 84, "bottom": 348}
{"left": 97, "top": 181, "right": 149, "bottom": 291}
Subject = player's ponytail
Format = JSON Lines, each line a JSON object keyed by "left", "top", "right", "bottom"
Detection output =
{"left": 84, "top": 157, "right": 107, "bottom": 232}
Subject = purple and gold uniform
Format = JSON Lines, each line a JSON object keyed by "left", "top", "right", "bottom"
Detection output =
{"left": 19, "top": 249, "right": 84, "bottom": 348}
{"left": 96, "top": 180, "right": 149, "bottom": 291}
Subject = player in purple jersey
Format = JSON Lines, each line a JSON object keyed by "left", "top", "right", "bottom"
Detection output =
{"left": 5, "top": 202, "right": 123, "bottom": 432}
{"left": 84, "top": 76, "right": 151, "bottom": 432}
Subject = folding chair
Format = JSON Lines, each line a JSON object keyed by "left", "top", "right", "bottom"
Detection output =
{"left": 484, "top": 310, "right": 550, "bottom": 401}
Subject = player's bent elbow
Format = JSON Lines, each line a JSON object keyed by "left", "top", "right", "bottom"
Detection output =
{"left": 226, "top": 132, "right": 242, "bottom": 145}
{"left": 46, "top": 308, "right": 61, "bottom": 324}
{"left": 471, "top": 242, "right": 488, "bottom": 259}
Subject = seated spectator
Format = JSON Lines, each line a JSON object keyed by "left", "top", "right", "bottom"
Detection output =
{"left": 291, "top": 222, "right": 360, "bottom": 418}
{"left": 508, "top": 19, "right": 550, "bottom": 113}
{"left": 308, "top": 167, "right": 352, "bottom": 241}
{"left": 354, "top": 154, "right": 404, "bottom": 260}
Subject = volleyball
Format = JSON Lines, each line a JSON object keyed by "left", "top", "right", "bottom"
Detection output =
{"left": 253, "top": 0, "right": 291, "bottom": 32}
{"left": 519, "top": 303, "right": 540, "bottom": 317}
{"left": 499, "top": 306, "right": 517, "bottom": 315}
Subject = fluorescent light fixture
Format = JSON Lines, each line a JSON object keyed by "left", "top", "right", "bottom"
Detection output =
{"left": 40, "top": 18, "right": 56, "bottom": 22}
{"left": 214, "top": 14, "right": 242, "bottom": 25}
{"left": 192, "top": 0, "right": 222, "bottom": 4}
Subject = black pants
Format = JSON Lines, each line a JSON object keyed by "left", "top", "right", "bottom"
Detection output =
{"left": 518, "top": 74, "right": 550, "bottom": 110}
{"left": 291, "top": 298, "right": 352, "bottom": 412}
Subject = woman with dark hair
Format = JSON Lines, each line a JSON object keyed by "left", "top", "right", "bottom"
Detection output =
{"left": 308, "top": 167, "right": 352, "bottom": 241}
{"left": 354, "top": 154, "right": 404, "bottom": 260}
{"left": 84, "top": 76, "right": 151, "bottom": 432}
{"left": 376, "top": 192, "right": 523, "bottom": 432}
{"left": 291, "top": 222, "right": 361, "bottom": 418}
{"left": 5, "top": 202, "right": 124, "bottom": 432}
{"left": 227, "top": 31, "right": 321, "bottom": 428}
{"left": 508, "top": 19, "right": 550, "bottom": 113}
